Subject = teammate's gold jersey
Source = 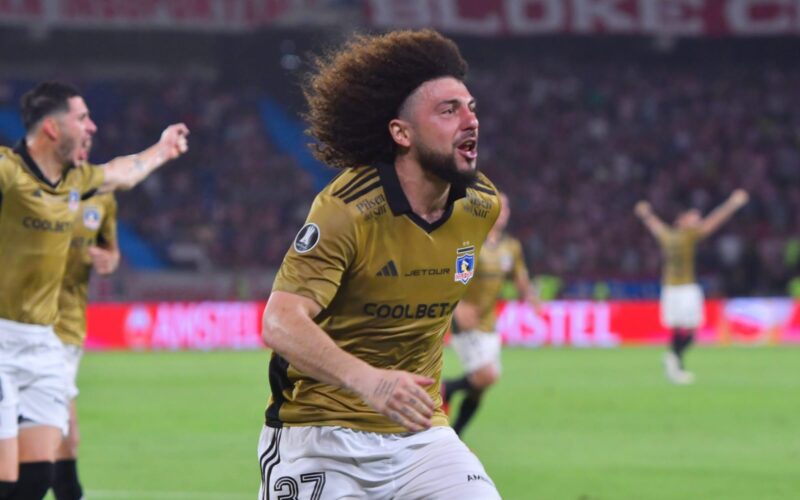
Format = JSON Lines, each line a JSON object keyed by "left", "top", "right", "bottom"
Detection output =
{"left": 461, "top": 234, "right": 528, "bottom": 333}
{"left": 268, "top": 164, "right": 500, "bottom": 433}
{"left": 55, "top": 193, "right": 117, "bottom": 346}
{"left": 0, "top": 143, "right": 105, "bottom": 326}
{"left": 658, "top": 228, "right": 699, "bottom": 286}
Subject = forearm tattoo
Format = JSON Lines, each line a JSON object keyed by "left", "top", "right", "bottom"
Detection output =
{"left": 133, "top": 156, "right": 145, "bottom": 172}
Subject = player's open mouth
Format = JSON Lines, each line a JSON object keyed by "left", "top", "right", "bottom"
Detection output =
{"left": 457, "top": 139, "right": 477, "bottom": 160}
{"left": 78, "top": 139, "right": 91, "bottom": 161}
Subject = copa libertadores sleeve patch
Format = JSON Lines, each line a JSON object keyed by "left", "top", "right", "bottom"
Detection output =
{"left": 293, "top": 223, "right": 321, "bottom": 253}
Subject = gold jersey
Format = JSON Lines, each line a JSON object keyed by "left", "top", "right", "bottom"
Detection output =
{"left": 54, "top": 193, "right": 117, "bottom": 346}
{"left": 658, "top": 228, "right": 699, "bottom": 286}
{"left": 268, "top": 164, "right": 500, "bottom": 433}
{"left": 0, "top": 143, "right": 105, "bottom": 326}
{"left": 461, "top": 234, "right": 528, "bottom": 333}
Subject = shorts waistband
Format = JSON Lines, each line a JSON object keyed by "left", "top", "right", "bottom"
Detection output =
{"left": 0, "top": 317, "right": 54, "bottom": 338}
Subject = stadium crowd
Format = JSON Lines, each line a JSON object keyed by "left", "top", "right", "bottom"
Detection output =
{"left": 471, "top": 57, "right": 799, "bottom": 297}
{"left": 1, "top": 55, "right": 798, "bottom": 297}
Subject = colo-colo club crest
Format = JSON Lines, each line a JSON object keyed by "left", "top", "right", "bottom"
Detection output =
{"left": 454, "top": 246, "right": 475, "bottom": 285}
{"left": 83, "top": 206, "right": 101, "bottom": 230}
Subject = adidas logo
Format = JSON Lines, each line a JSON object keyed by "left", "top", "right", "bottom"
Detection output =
{"left": 33, "top": 189, "right": 42, "bottom": 197}
{"left": 376, "top": 260, "right": 398, "bottom": 277}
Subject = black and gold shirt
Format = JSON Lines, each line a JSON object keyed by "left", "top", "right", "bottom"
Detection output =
{"left": 0, "top": 143, "right": 105, "bottom": 326}
{"left": 267, "top": 164, "right": 500, "bottom": 433}
{"left": 55, "top": 193, "right": 117, "bottom": 346}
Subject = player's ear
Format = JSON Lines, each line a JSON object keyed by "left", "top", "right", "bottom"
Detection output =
{"left": 388, "top": 119, "right": 411, "bottom": 148}
{"left": 41, "top": 116, "right": 60, "bottom": 141}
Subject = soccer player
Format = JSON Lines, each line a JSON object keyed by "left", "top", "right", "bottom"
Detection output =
{"left": 443, "top": 192, "right": 536, "bottom": 436}
{"left": 635, "top": 189, "right": 749, "bottom": 384}
{"left": 259, "top": 30, "right": 502, "bottom": 498}
{"left": 51, "top": 192, "right": 118, "bottom": 500}
{"left": 0, "top": 81, "right": 188, "bottom": 500}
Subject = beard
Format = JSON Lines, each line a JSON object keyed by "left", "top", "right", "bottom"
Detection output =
{"left": 57, "top": 133, "right": 80, "bottom": 166}
{"left": 417, "top": 142, "right": 477, "bottom": 189}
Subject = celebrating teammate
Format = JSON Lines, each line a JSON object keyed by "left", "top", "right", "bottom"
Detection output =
{"left": 635, "top": 189, "right": 749, "bottom": 384}
{"left": 259, "top": 30, "right": 502, "bottom": 498}
{"left": 51, "top": 192, "right": 118, "bottom": 500}
{"left": 0, "top": 81, "right": 188, "bottom": 500}
{"left": 443, "top": 192, "right": 537, "bottom": 436}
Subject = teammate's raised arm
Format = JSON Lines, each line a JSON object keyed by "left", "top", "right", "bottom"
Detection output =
{"left": 99, "top": 123, "right": 189, "bottom": 193}
{"left": 635, "top": 200, "right": 669, "bottom": 239}
{"left": 697, "top": 189, "right": 749, "bottom": 239}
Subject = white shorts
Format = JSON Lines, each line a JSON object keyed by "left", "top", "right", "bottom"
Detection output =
{"left": 450, "top": 330, "right": 502, "bottom": 374}
{"left": 62, "top": 344, "right": 83, "bottom": 401}
{"left": 257, "top": 425, "right": 501, "bottom": 500}
{"left": 0, "top": 318, "right": 69, "bottom": 438}
{"left": 660, "top": 284, "right": 705, "bottom": 329}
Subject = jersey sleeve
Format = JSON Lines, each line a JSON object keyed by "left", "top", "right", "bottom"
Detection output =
{"left": 271, "top": 194, "right": 357, "bottom": 310}
{"left": 469, "top": 172, "right": 502, "bottom": 233}
{"left": 98, "top": 194, "right": 118, "bottom": 248}
{"left": 0, "top": 151, "right": 17, "bottom": 193}
{"left": 76, "top": 163, "right": 105, "bottom": 194}
{"left": 483, "top": 174, "right": 501, "bottom": 228}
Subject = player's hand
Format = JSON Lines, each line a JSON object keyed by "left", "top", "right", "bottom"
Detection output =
{"left": 730, "top": 189, "right": 749, "bottom": 207}
{"left": 356, "top": 368, "right": 435, "bottom": 432}
{"left": 634, "top": 201, "right": 651, "bottom": 218}
{"left": 88, "top": 246, "right": 120, "bottom": 275}
{"left": 453, "top": 302, "right": 480, "bottom": 331}
{"left": 159, "top": 123, "right": 190, "bottom": 161}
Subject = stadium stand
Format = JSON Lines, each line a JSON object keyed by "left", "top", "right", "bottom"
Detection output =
{"left": 2, "top": 33, "right": 798, "bottom": 299}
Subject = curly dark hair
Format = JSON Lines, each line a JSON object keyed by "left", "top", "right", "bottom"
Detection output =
{"left": 304, "top": 29, "right": 468, "bottom": 170}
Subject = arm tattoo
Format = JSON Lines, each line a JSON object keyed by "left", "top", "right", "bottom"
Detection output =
{"left": 133, "top": 156, "right": 146, "bottom": 172}
{"left": 374, "top": 379, "right": 398, "bottom": 399}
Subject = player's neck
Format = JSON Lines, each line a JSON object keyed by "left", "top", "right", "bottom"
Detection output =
{"left": 26, "top": 136, "right": 67, "bottom": 184}
{"left": 394, "top": 159, "right": 450, "bottom": 224}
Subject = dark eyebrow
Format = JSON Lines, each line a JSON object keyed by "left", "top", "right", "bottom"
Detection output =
{"left": 438, "top": 98, "right": 477, "bottom": 109}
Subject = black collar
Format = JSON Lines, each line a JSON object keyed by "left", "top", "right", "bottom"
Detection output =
{"left": 376, "top": 162, "right": 468, "bottom": 233}
{"left": 13, "top": 139, "right": 72, "bottom": 189}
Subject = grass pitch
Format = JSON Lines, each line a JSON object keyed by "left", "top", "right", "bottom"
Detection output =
{"left": 62, "top": 346, "right": 799, "bottom": 499}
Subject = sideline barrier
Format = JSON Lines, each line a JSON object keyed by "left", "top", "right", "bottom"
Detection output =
{"left": 85, "top": 298, "right": 800, "bottom": 351}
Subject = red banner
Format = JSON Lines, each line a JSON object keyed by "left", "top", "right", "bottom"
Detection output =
{"left": 366, "top": 0, "right": 800, "bottom": 36}
{"left": 2, "top": 0, "right": 799, "bottom": 35}
{"left": 496, "top": 298, "right": 798, "bottom": 347}
{"left": 85, "top": 301, "right": 266, "bottom": 350}
{"left": 85, "top": 298, "right": 800, "bottom": 351}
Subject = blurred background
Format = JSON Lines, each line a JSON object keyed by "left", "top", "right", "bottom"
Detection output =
{"left": 3, "top": 0, "right": 800, "bottom": 304}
